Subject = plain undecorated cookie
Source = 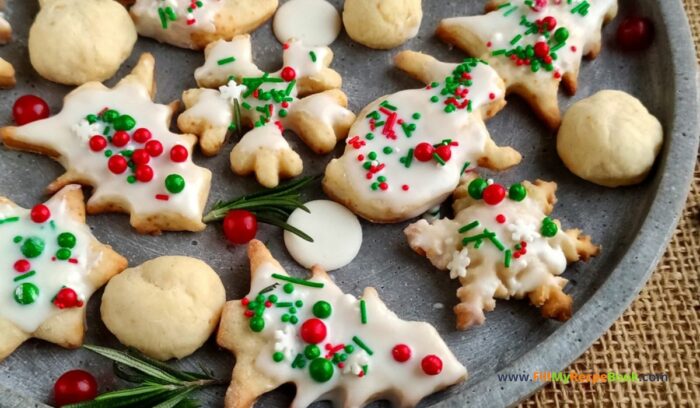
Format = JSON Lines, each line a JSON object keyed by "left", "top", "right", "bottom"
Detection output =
{"left": 343, "top": 0, "right": 422, "bottom": 49}
{"left": 557, "top": 90, "right": 663, "bottom": 187}
{"left": 29, "top": 0, "right": 137, "bottom": 85}
{"left": 101, "top": 256, "right": 226, "bottom": 361}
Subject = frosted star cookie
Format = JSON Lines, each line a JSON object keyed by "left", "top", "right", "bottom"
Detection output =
{"left": 129, "top": 0, "right": 278, "bottom": 50}
{"left": 0, "top": 54, "right": 213, "bottom": 234}
{"left": 343, "top": 0, "right": 422, "bottom": 49}
{"left": 179, "top": 35, "right": 355, "bottom": 187}
{"left": 437, "top": 0, "right": 618, "bottom": 128}
{"left": 405, "top": 173, "right": 599, "bottom": 330}
{"left": 0, "top": 185, "right": 127, "bottom": 361}
{"left": 29, "top": 0, "right": 137, "bottom": 85}
{"left": 101, "top": 256, "right": 226, "bottom": 361}
{"left": 323, "top": 51, "right": 521, "bottom": 223}
{"left": 217, "top": 240, "right": 467, "bottom": 407}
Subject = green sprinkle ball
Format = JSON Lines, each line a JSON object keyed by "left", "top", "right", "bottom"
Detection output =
{"left": 295, "top": 300, "right": 303, "bottom": 307}
{"left": 309, "top": 358, "right": 334, "bottom": 383}
{"left": 304, "top": 344, "right": 321, "bottom": 359}
{"left": 102, "top": 109, "right": 120, "bottom": 123}
{"left": 13, "top": 236, "right": 22, "bottom": 243}
{"left": 249, "top": 316, "right": 265, "bottom": 332}
{"left": 57, "top": 232, "right": 76, "bottom": 248}
{"left": 283, "top": 283, "right": 294, "bottom": 294}
{"left": 113, "top": 115, "right": 136, "bottom": 131}
{"left": 541, "top": 217, "right": 559, "bottom": 237}
{"left": 86, "top": 114, "right": 98, "bottom": 124}
{"left": 289, "top": 315, "right": 299, "bottom": 324}
{"left": 554, "top": 27, "right": 569, "bottom": 43}
{"left": 344, "top": 345, "right": 355, "bottom": 353}
{"left": 14, "top": 282, "right": 40, "bottom": 305}
{"left": 508, "top": 183, "right": 527, "bottom": 202}
{"left": 268, "top": 294, "right": 278, "bottom": 303}
{"left": 281, "top": 314, "right": 290, "bottom": 323}
{"left": 21, "top": 237, "right": 45, "bottom": 259}
{"left": 56, "top": 248, "right": 72, "bottom": 261}
{"left": 468, "top": 178, "right": 488, "bottom": 200}
{"left": 272, "top": 352, "right": 285, "bottom": 362}
{"left": 312, "top": 300, "right": 332, "bottom": 319}
{"left": 164, "top": 174, "right": 186, "bottom": 194}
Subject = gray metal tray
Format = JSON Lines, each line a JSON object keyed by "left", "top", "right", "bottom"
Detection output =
{"left": 0, "top": 0, "right": 698, "bottom": 407}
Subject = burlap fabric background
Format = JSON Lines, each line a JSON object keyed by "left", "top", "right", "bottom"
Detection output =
{"left": 522, "top": 2, "right": 700, "bottom": 406}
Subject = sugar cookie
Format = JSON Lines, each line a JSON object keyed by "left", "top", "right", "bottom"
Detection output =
{"left": 273, "top": 0, "right": 342, "bottom": 46}
{"left": 343, "top": 0, "right": 422, "bottom": 49}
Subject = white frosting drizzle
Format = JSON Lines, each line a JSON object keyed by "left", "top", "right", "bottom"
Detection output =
{"left": 130, "top": 0, "right": 224, "bottom": 48}
{"left": 0, "top": 187, "right": 99, "bottom": 333}
{"left": 242, "top": 263, "right": 467, "bottom": 407}
{"left": 272, "top": 0, "right": 342, "bottom": 46}
{"left": 10, "top": 82, "right": 211, "bottom": 231}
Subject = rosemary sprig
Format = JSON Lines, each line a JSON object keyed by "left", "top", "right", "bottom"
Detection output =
{"left": 203, "top": 176, "right": 317, "bottom": 242}
{"left": 62, "top": 345, "right": 227, "bottom": 408}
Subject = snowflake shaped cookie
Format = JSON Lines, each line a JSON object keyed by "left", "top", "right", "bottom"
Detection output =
{"left": 0, "top": 54, "right": 213, "bottom": 234}
{"left": 0, "top": 185, "right": 127, "bottom": 361}
{"left": 129, "top": 0, "right": 278, "bottom": 49}
{"left": 178, "top": 35, "right": 355, "bottom": 187}
{"left": 323, "top": 50, "right": 522, "bottom": 223}
{"left": 217, "top": 240, "right": 467, "bottom": 407}
{"left": 437, "top": 0, "right": 618, "bottom": 128}
{"left": 405, "top": 173, "right": 599, "bottom": 330}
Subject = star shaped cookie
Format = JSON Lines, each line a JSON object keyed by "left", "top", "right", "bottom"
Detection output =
{"left": 217, "top": 240, "right": 467, "bottom": 407}
{"left": 437, "top": 0, "right": 618, "bottom": 128}
{"left": 1, "top": 53, "right": 213, "bottom": 234}
{"left": 405, "top": 173, "right": 599, "bottom": 330}
{"left": 0, "top": 185, "right": 127, "bottom": 361}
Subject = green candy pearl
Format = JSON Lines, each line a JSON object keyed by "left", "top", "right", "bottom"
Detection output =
{"left": 57, "top": 232, "right": 77, "bottom": 248}
{"left": 283, "top": 283, "right": 294, "bottom": 294}
{"left": 272, "top": 352, "right": 285, "bottom": 362}
{"left": 113, "top": 115, "right": 136, "bottom": 131}
{"left": 289, "top": 315, "right": 299, "bottom": 324}
{"left": 312, "top": 300, "right": 332, "bottom": 319}
{"left": 555, "top": 27, "right": 569, "bottom": 43}
{"left": 308, "top": 358, "right": 334, "bottom": 383}
{"left": 508, "top": 184, "right": 527, "bottom": 202}
{"left": 344, "top": 345, "right": 355, "bottom": 353}
{"left": 541, "top": 217, "right": 559, "bottom": 237}
{"left": 102, "top": 109, "right": 120, "bottom": 122}
{"left": 304, "top": 344, "right": 321, "bottom": 359}
{"left": 21, "top": 237, "right": 45, "bottom": 259}
{"left": 249, "top": 316, "right": 265, "bottom": 332}
{"left": 468, "top": 178, "right": 488, "bottom": 200}
{"left": 56, "top": 248, "right": 72, "bottom": 260}
{"left": 86, "top": 114, "right": 98, "bottom": 124}
{"left": 14, "top": 282, "right": 39, "bottom": 305}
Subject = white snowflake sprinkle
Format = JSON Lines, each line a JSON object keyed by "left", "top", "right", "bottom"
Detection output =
{"left": 71, "top": 119, "right": 102, "bottom": 142}
{"left": 273, "top": 325, "right": 298, "bottom": 361}
{"left": 506, "top": 219, "right": 541, "bottom": 243}
{"left": 219, "top": 80, "right": 248, "bottom": 104}
{"left": 343, "top": 350, "right": 370, "bottom": 376}
{"left": 447, "top": 248, "right": 470, "bottom": 279}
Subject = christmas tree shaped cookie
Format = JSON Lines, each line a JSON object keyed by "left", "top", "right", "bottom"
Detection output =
{"left": 1, "top": 54, "right": 213, "bottom": 234}
{"left": 129, "top": 0, "right": 278, "bottom": 49}
{"left": 178, "top": 35, "right": 355, "bottom": 188}
{"left": 217, "top": 240, "right": 467, "bottom": 407}
{"left": 323, "top": 51, "right": 521, "bottom": 223}
{"left": 0, "top": 185, "right": 127, "bottom": 361}
{"left": 437, "top": 0, "right": 618, "bottom": 128}
{"left": 405, "top": 173, "right": 599, "bottom": 330}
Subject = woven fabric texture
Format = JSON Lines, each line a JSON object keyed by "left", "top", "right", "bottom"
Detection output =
{"left": 522, "top": 2, "right": 700, "bottom": 406}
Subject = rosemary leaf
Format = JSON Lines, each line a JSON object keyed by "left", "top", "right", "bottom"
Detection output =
{"left": 256, "top": 213, "right": 314, "bottom": 242}
{"left": 84, "top": 345, "right": 183, "bottom": 385}
{"left": 94, "top": 385, "right": 175, "bottom": 401}
{"left": 152, "top": 388, "right": 194, "bottom": 408}
{"left": 125, "top": 348, "right": 206, "bottom": 382}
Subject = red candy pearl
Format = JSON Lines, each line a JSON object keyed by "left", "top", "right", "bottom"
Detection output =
{"left": 617, "top": 16, "right": 654, "bottom": 51}
{"left": 111, "top": 131, "right": 130, "bottom": 147}
{"left": 89, "top": 135, "right": 107, "bottom": 152}
{"left": 421, "top": 355, "right": 443, "bottom": 376}
{"left": 435, "top": 145, "right": 452, "bottom": 162}
{"left": 54, "top": 369, "right": 98, "bottom": 406}
{"left": 135, "top": 165, "right": 154, "bottom": 182}
{"left": 145, "top": 140, "right": 163, "bottom": 157}
{"left": 108, "top": 155, "right": 128, "bottom": 174}
{"left": 131, "top": 149, "right": 150, "bottom": 165}
{"left": 13, "top": 95, "right": 50, "bottom": 125}
{"left": 54, "top": 288, "right": 83, "bottom": 309}
{"left": 30, "top": 204, "right": 51, "bottom": 223}
{"left": 534, "top": 41, "right": 550, "bottom": 58}
{"left": 482, "top": 184, "right": 506, "bottom": 205}
{"left": 223, "top": 210, "right": 258, "bottom": 244}
{"left": 392, "top": 344, "right": 412, "bottom": 362}
{"left": 542, "top": 16, "right": 557, "bottom": 31}
{"left": 281, "top": 66, "right": 296, "bottom": 82}
{"left": 170, "top": 145, "right": 189, "bottom": 162}
{"left": 14, "top": 260, "right": 31, "bottom": 273}
{"left": 496, "top": 214, "right": 506, "bottom": 224}
{"left": 300, "top": 318, "right": 327, "bottom": 344}
{"left": 414, "top": 142, "right": 435, "bottom": 162}
{"left": 132, "top": 128, "right": 152, "bottom": 143}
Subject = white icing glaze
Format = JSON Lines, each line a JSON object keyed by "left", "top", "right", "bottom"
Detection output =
{"left": 243, "top": 263, "right": 467, "bottom": 407}
{"left": 12, "top": 82, "right": 211, "bottom": 229}
{"left": 234, "top": 123, "right": 291, "bottom": 153}
{"left": 130, "top": 0, "right": 224, "bottom": 48}
{"left": 195, "top": 36, "right": 265, "bottom": 86}
{"left": 273, "top": 0, "right": 342, "bottom": 46}
{"left": 442, "top": 0, "right": 617, "bottom": 80}
{"left": 334, "top": 60, "right": 504, "bottom": 216}
{"left": 0, "top": 187, "right": 99, "bottom": 333}
{"left": 283, "top": 200, "right": 362, "bottom": 271}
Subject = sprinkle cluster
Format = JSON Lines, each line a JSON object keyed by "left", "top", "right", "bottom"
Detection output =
{"left": 157, "top": 0, "right": 209, "bottom": 28}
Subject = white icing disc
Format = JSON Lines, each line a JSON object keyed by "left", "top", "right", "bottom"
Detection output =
{"left": 284, "top": 200, "right": 362, "bottom": 271}
{"left": 273, "top": 0, "right": 342, "bottom": 46}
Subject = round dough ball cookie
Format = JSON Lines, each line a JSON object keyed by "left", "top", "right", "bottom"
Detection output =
{"left": 101, "top": 256, "right": 226, "bottom": 361}
{"left": 29, "top": 0, "right": 137, "bottom": 85}
{"left": 557, "top": 90, "right": 663, "bottom": 187}
{"left": 343, "top": 0, "right": 422, "bottom": 49}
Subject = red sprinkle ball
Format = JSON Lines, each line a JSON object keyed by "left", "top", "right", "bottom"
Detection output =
{"left": 30, "top": 204, "right": 51, "bottom": 223}
{"left": 134, "top": 165, "right": 154, "bottom": 182}
{"left": 482, "top": 184, "right": 506, "bottom": 206}
{"left": 108, "top": 155, "right": 128, "bottom": 174}
{"left": 131, "top": 149, "right": 150, "bottom": 165}
{"left": 14, "top": 260, "right": 31, "bottom": 273}
{"left": 421, "top": 355, "right": 443, "bottom": 375}
{"left": 145, "top": 140, "right": 164, "bottom": 157}
{"left": 281, "top": 66, "right": 297, "bottom": 82}
{"left": 132, "top": 128, "right": 152, "bottom": 143}
{"left": 617, "top": 16, "right": 655, "bottom": 51}
{"left": 13, "top": 95, "right": 50, "bottom": 125}
{"left": 414, "top": 142, "right": 434, "bottom": 162}
{"left": 300, "top": 318, "right": 327, "bottom": 344}
{"left": 111, "top": 131, "right": 130, "bottom": 147}
{"left": 496, "top": 214, "right": 506, "bottom": 224}
{"left": 392, "top": 344, "right": 412, "bottom": 362}
{"left": 53, "top": 287, "right": 84, "bottom": 309}
{"left": 89, "top": 135, "right": 107, "bottom": 152}
{"left": 53, "top": 370, "right": 98, "bottom": 406}
{"left": 170, "top": 145, "right": 189, "bottom": 162}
